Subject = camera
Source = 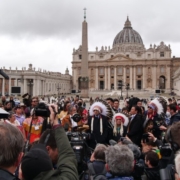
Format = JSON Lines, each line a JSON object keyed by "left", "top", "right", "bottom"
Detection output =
{"left": 67, "top": 131, "right": 90, "bottom": 174}
{"left": 34, "top": 102, "right": 50, "bottom": 117}
{"left": 120, "top": 137, "right": 126, "bottom": 142}
{"left": 71, "top": 113, "right": 82, "bottom": 123}
{"left": 142, "top": 133, "right": 149, "bottom": 143}
{"left": 160, "top": 143, "right": 172, "bottom": 158}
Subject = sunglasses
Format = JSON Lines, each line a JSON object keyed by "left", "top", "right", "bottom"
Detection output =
{"left": 148, "top": 106, "right": 153, "bottom": 109}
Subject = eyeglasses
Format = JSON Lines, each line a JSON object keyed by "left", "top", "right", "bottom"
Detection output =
{"left": 32, "top": 101, "right": 38, "bottom": 103}
{"left": 148, "top": 106, "right": 152, "bottom": 109}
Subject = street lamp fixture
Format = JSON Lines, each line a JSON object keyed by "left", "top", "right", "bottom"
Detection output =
{"left": 118, "top": 81, "right": 124, "bottom": 100}
{"left": 126, "top": 83, "right": 130, "bottom": 98}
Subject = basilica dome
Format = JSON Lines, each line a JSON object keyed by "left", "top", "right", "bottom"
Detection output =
{"left": 113, "top": 17, "right": 143, "bottom": 47}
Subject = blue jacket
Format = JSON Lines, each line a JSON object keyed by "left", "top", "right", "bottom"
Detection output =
{"left": 106, "top": 172, "right": 134, "bottom": 180}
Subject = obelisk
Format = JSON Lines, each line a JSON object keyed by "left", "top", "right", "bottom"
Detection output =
{"left": 80, "top": 8, "right": 89, "bottom": 98}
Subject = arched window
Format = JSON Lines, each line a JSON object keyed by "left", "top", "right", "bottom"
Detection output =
{"left": 159, "top": 76, "right": 165, "bottom": 89}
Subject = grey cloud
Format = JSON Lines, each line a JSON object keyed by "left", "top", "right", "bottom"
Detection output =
{"left": 0, "top": 0, "right": 179, "bottom": 43}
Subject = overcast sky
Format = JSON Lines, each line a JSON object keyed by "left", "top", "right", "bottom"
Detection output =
{"left": 0, "top": 0, "right": 180, "bottom": 74}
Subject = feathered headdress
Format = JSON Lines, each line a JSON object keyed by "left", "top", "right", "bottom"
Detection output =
{"left": 150, "top": 97, "right": 167, "bottom": 115}
{"left": 112, "top": 113, "right": 129, "bottom": 136}
{"left": 89, "top": 99, "right": 113, "bottom": 135}
{"left": 89, "top": 99, "right": 113, "bottom": 119}
{"left": 112, "top": 113, "right": 129, "bottom": 127}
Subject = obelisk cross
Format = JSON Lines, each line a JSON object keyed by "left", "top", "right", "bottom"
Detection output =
{"left": 83, "top": 8, "right": 87, "bottom": 20}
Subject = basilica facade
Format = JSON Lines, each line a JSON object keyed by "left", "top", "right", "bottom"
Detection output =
{"left": 72, "top": 17, "right": 180, "bottom": 94}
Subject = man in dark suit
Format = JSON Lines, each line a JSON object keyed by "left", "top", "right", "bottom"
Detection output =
{"left": 126, "top": 105, "right": 143, "bottom": 146}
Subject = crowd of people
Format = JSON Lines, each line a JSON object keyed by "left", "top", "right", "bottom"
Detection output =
{"left": 0, "top": 94, "right": 180, "bottom": 180}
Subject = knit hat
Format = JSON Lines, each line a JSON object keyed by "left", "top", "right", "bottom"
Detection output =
{"left": 21, "top": 144, "right": 53, "bottom": 180}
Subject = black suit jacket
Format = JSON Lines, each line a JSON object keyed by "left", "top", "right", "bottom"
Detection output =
{"left": 88, "top": 114, "right": 108, "bottom": 149}
{"left": 126, "top": 114, "right": 143, "bottom": 146}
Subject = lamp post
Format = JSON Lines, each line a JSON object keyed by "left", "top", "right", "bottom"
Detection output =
{"left": 126, "top": 83, "right": 130, "bottom": 98}
{"left": 118, "top": 81, "right": 124, "bottom": 100}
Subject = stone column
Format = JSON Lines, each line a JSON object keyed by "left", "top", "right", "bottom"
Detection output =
{"left": 153, "top": 66, "right": 157, "bottom": 89}
{"left": 23, "top": 79, "right": 27, "bottom": 94}
{"left": 130, "top": 67, "right": 132, "bottom": 89}
{"left": 73, "top": 68, "right": 77, "bottom": 91}
{"left": 43, "top": 80, "right": 46, "bottom": 96}
{"left": 2, "top": 78, "right": 5, "bottom": 96}
{"left": 104, "top": 67, "right": 107, "bottom": 89}
{"left": 108, "top": 67, "right": 111, "bottom": 90}
{"left": 166, "top": 66, "right": 171, "bottom": 89}
{"left": 143, "top": 66, "right": 146, "bottom": 89}
{"left": 33, "top": 79, "right": 37, "bottom": 96}
{"left": 134, "top": 66, "right": 136, "bottom": 89}
{"left": 114, "top": 67, "right": 117, "bottom": 90}
{"left": 123, "top": 67, "right": 126, "bottom": 84}
{"left": 8, "top": 78, "right": 11, "bottom": 95}
{"left": 36, "top": 79, "right": 40, "bottom": 96}
{"left": 15, "top": 78, "right": 18, "bottom": 86}
{"left": 95, "top": 67, "right": 98, "bottom": 89}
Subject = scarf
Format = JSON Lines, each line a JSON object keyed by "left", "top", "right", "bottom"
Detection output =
{"left": 91, "top": 115, "right": 103, "bottom": 135}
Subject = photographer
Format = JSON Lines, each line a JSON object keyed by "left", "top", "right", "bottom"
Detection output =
{"left": 39, "top": 129, "right": 58, "bottom": 166}
{"left": 21, "top": 105, "right": 79, "bottom": 180}
{"left": 105, "top": 145, "right": 134, "bottom": 180}
{"left": 143, "top": 151, "right": 160, "bottom": 180}
{"left": 0, "top": 122, "right": 24, "bottom": 180}
{"left": 62, "top": 105, "right": 82, "bottom": 131}
{"left": 58, "top": 101, "right": 70, "bottom": 122}
{"left": 86, "top": 144, "right": 107, "bottom": 179}
{"left": 23, "top": 109, "right": 44, "bottom": 143}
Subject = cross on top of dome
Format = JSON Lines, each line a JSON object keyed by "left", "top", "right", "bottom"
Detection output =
{"left": 124, "top": 16, "right": 132, "bottom": 28}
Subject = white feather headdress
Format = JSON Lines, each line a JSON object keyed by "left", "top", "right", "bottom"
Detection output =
{"left": 150, "top": 98, "right": 163, "bottom": 115}
{"left": 112, "top": 113, "right": 129, "bottom": 127}
{"left": 89, "top": 102, "right": 107, "bottom": 116}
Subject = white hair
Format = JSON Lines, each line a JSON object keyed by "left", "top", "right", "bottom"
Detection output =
{"left": 105, "top": 145, "right": 134, "bottom": 176}
{"left": 175, "top": 152, "right": 180, "bottom": 177}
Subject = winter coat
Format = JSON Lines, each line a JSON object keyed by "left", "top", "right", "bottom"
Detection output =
{"left": 106, "top": 172, "right": 134, "bottom": 180}
{"left": 169, "top": 113, "right": 180, "bottom": 125}
{"left": 33, "top": 126, "right": 79, "bottom": 180}
{"left": 0, "top": 169, "right": 18, "bottom": 180}
{"left": 88, "top": 115, "right": 109, "bottom": 149}
{"left": 143, "top": 166, "right": 160, "bottom": 180}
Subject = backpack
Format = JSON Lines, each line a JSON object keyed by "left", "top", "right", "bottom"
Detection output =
{"left": 88, "top": 163, "right": 107, "bottom": 180}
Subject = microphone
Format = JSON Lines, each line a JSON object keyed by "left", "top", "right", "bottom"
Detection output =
{"left": 64, "top": 123, "right": 69, "bottom": 132}
{"left": 109, "top": 139, "right": 117, "bottom": 146}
